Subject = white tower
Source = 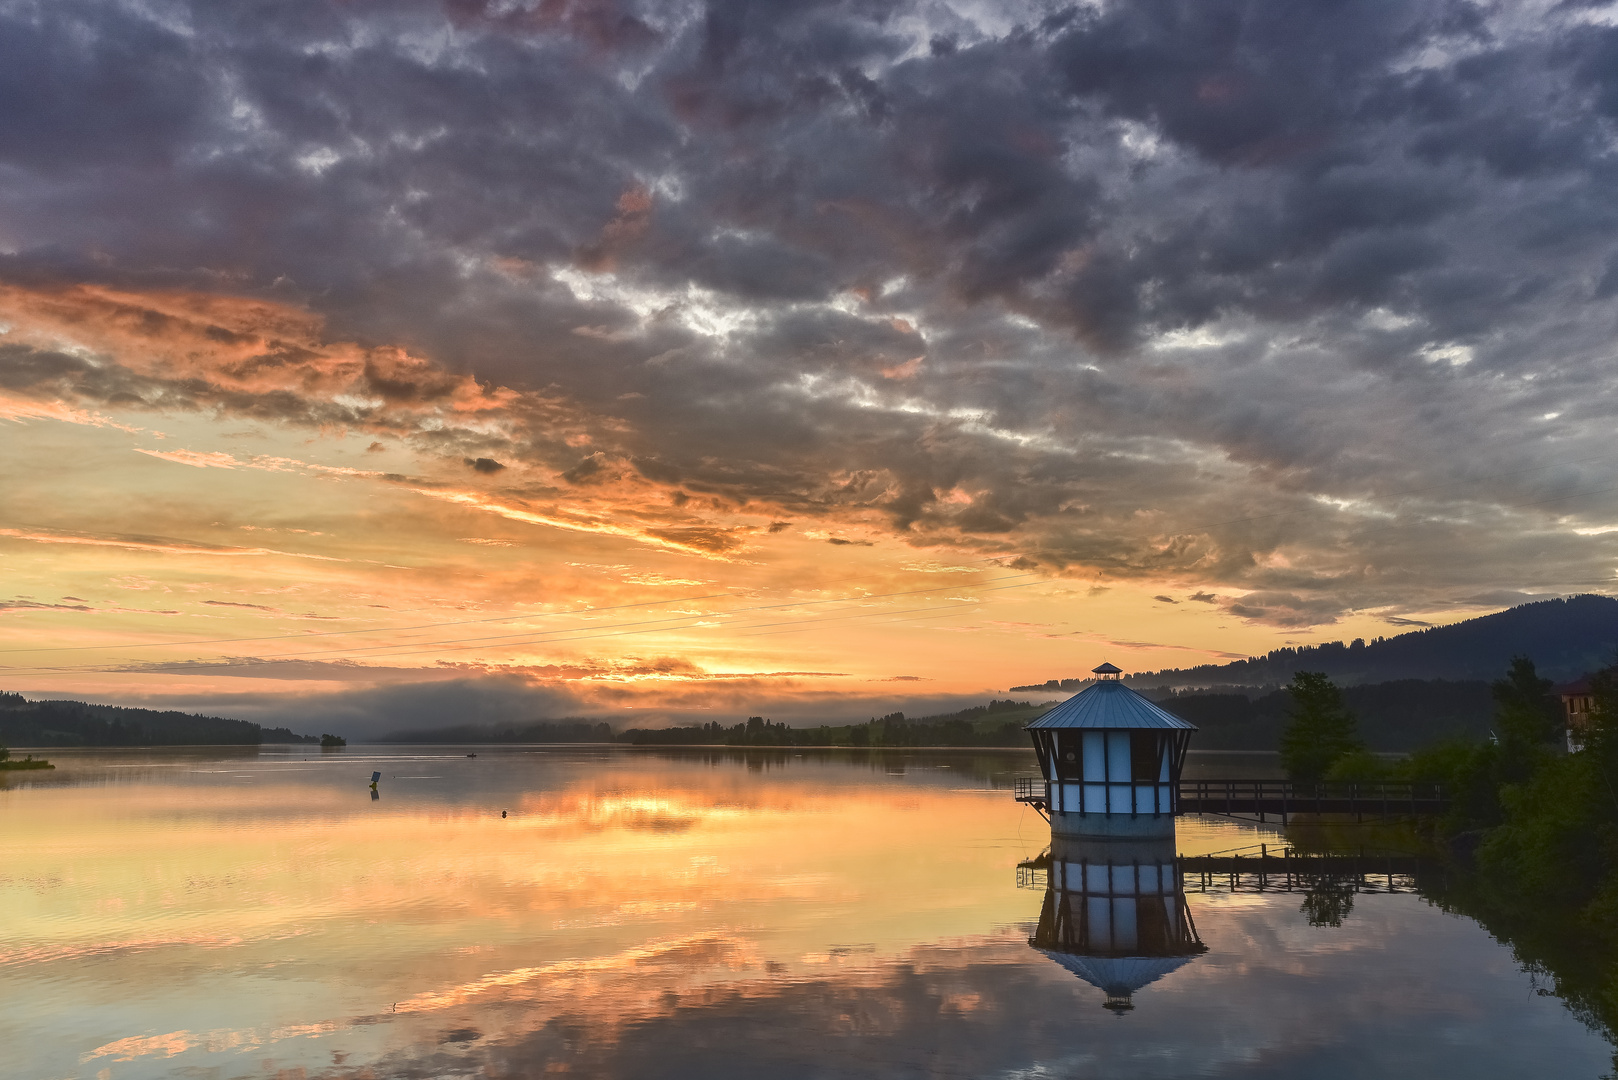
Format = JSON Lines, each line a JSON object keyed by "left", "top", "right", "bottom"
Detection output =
{"left": 1024, "top": 663, "right": 1197, "bottom": 839}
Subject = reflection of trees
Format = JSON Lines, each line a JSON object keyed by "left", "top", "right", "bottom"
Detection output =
{"left": 637, "top": 746, "right": 1034, "bottom": 785}
{"left": 1421, "top": 870, "right": 1618, "bottom": 1075}
{"left": 1299, "top": 876, "right": 1356, "bottom": 928}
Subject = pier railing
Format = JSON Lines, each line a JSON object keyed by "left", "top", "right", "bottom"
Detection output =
{"left": 1014, "top": 846, "right": 1437, "bottom": 894}
{"left": 1181, "top": 849, "right": 1435, "bottom": 894}
{"left": 1011, "top": 777, "right": 1450, "bottom": 821}
{"left": 1177, "top": 779, "right": 1449, "bottom": 822}
{"left": 1013, "top": 776, "right": 1045, "bottom": 804}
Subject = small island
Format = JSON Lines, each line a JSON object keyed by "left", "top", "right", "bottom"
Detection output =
{"left": 0, "top": 746, "right": 52, "bottom": 771}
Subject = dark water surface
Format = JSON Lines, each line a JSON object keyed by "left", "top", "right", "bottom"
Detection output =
{"left": 0, "top": 745, "right": 1606, "bottom": 1078}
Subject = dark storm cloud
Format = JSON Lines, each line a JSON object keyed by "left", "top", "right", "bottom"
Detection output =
{"left": 4, "top": 0, "right": 1618, "bottom": 624}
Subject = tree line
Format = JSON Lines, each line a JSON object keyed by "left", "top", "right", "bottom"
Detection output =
{"left": 620, "top": 700, "right": 1047, "bottom": 747}
{"left": 0, "top": 692, "right": 318, "bottom": 746}
{"left": 1275, "top": 657, "right": 1618, "bottom": 1062}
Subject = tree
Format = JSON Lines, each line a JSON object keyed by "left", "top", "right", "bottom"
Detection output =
{"left": 1280, "top": 671, "right": 1362, "bottom": 782}
{"left": 1491, "top": 656, "right": 1562, "bottom": 749}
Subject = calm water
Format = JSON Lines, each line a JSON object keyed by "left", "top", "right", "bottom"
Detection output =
{"left": 0, "top": 746, "right": 1607, "bottom": 1079}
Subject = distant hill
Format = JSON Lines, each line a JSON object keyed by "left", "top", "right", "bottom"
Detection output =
{"left": 381, "top": 720, "right": 614, "bottom": 744}
{"left": 0, "top": 693, "right": 320, "bottom": 747}
{"left": 1157, "top": 679, "right": 1495, "bottom": 751}
{"left": 624, "top": 699, "right": 1058, "bottom": 747}
{"left": 1011, "top": 594, "right": 1618, "bottom": 691}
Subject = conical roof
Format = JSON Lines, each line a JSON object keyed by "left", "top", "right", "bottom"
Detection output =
{"left": 1037, "top": 951, "right": 1198, "bottom": 995}
{"left": 1026, "top": 678, "right": 1196, "bottom": 730}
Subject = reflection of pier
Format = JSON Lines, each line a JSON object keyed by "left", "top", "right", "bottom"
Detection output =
{"left": 1181, "top": 850, "right": 1436, "bottom": 895}
{"left": 1020, "top": 847, "right": 1438, "bottom": 896}
{"left": 1028, "top": 836, "right": 1207, "bottom": 1013}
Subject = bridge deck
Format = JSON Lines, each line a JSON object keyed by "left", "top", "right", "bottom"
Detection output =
{"left": 1013, "top": 778, "right": 1449, "bottom": 822}
{"left": 1178, "top": 780, "right": 1448, "bottom": 822}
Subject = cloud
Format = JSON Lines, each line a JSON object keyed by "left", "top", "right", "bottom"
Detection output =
{"left": 1153, "top": 595, "right": 1178, "bottom": 604}
{"left": 135, "top": 448, "right": 240, "bottom": 469}
{"left": 464, "top": 457, "right": 507, "bottom": 474}
{"left": 0, "top": 599, "right": 94, "bottom": 614}
{"left": 0, "top": 526, "right": 345, "bottom": 561}
{"left": 2, "top": 0, "right": 1618, "bottom": 629}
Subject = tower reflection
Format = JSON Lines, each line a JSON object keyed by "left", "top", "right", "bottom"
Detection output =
{"left": 1027, "top": 834, "right": 1206, "bottom": 1013}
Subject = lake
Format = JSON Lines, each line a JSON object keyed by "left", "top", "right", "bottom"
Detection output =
{"left": 1, "top": 745, "right": 1608, "bottom": 1079}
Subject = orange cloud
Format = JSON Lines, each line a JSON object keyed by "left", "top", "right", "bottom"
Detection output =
{"left": 0, "top": 526, "right": 345, "bottom": 561}
{"left": 0, "top": 390, "right": 144, "bottom": 432}
{"left": 134, "top": 448, "right": 239, "bottom": 469}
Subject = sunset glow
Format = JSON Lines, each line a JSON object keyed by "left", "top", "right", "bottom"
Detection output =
{"left": 3, "top": 1, "right": 1617, "bottom": 733}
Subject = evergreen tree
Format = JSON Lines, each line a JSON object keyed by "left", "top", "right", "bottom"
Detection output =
{"left": 1280, "top": 671, "right": 1363, "bottom": 781}
{"left": 1491, "top": 655, "right": 1563, "bottom": 749}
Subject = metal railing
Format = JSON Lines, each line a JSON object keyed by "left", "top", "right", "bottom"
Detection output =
{"left": 1013, "top": 776, "right": 1045, "bottom": 803}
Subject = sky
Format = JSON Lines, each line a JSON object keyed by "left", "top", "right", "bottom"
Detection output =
{"left": 3, "top": 0, "right": 1618, "bottom": 735}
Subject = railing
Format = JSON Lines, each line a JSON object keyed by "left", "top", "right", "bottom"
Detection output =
{"left": 1014, "top": 845, "right": 1437, "bottom": 894}
{"left": 1180, "top": 849, "right": 1434, "bottom": 895}
{"left": 1013, "top": 776, "right": 1045, "bottom": 804}
{"left": 1177, "top": 779, "right": 1449, "bottom": 822}
{"left": 1010, "top": 777, "right": 1449, "bottom": 821}
{"left": 1016, "top": 863, "right": 1047, "bottom": 890}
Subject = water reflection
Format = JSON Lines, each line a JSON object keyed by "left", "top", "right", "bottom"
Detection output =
{"left": 0, "top": 745, "right": 1609, "bottom": 1079}
{"left": 1029, "top": 835, "right": 1207, "bottom": 1013}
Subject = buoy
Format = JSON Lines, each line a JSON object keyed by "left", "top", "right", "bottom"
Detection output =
{"left": 501, "top": 809, "right": 507, "bottom": 819}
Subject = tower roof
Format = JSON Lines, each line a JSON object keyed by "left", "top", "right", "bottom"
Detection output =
{"left": 1026, "top": 678, "right": 1196, "bottom": 731}
{"left": 1092, "top": 662, "right": 1122, "bottom": 675}
{"left": 1036, "top": 952, "right": 1199, "bottom": 996}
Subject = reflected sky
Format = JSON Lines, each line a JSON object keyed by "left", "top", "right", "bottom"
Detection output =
{"left": 0, "top": 747, "right": 1606, "bottom": 1079}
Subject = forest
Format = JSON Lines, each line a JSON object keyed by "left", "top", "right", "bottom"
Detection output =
{"left": 0, "top": 692, "right": 317, "bottom": 746}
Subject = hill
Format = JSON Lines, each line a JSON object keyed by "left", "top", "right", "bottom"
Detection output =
{"left": 623, "top": 699, "right": 1057, "bottom": 747}
{"left": 1011, "top": 594, "right": 1618, "bottom": 691}
{"left": 1158, "top": 679, "right": 1495, "bottom": 751}
{"left": 381, "top": 720, "right": 614, "bottom": 743}
{"left": 0, "top": 693, "right": 320, "bottom": 747}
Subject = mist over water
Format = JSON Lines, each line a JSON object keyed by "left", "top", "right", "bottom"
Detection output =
{"left": 1, "top": 746, "right": 1605, "bottom": 1079}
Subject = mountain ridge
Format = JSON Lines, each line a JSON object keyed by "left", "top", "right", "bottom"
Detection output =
{"left": 1010, "top": 594, "right": 1618, "bottom": 691}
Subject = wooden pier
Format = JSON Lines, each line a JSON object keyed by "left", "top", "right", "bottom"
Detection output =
{"left": 1014, "top": 778, "right": 1450, "bottom": 823}
{"left": 1176, "top": 779, "right": 1449, "bottom": 823}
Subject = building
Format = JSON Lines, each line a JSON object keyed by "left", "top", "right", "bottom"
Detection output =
{"left": 1556, "top": 677, "right": 1595, "bottom": 753}
{"left": 1024, "top": 663, "right": 1197, "bottom": 839}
